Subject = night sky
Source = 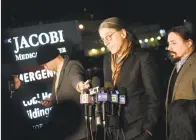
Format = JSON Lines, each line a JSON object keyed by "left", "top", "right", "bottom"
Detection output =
{"left": 2, "top": 0, "right": 196, "bottom": 29}
{"left": 2, "top": 1, "right": 196, "bottom": 140}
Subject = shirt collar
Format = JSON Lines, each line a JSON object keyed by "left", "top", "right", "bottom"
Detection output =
{"left": 175, "top": 54, "right": 190, "bottom": 72}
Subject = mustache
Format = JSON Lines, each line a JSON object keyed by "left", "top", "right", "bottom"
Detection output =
{"left": 169, "top": 51, "right": 176, "bottom": 54}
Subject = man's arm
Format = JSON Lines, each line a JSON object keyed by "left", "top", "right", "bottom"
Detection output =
{"left": 68, "top": 61, "right": 90, "bottom": 92}
{"left": 193, "top": 75, "right": 196, "bottom": 94}
{"left": 140, "top": 52, "right": 162, "bottom": 136}
{"left": 103, "top": 54, "right": 112, "bottom": 83}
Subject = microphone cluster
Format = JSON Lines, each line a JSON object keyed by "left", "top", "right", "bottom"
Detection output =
{"left": 80, "top": 77, "right": 126, "bottom": 127}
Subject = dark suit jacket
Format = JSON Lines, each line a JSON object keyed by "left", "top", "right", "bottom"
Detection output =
{"left": 103, "top": 47, "right": 161, "bottom": 140}
{"left": 167, "top": 99, "right": 196, "bottom": 140}
{"left": 50, "top": 55, "right": 87, "bottom": 140}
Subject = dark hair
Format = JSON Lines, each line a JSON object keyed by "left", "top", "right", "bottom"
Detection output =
{"left": 99, "top": 17, "right": 140, "bottom": 47}
{"left": 99, "top": 17, "right": 127, "bottom": 31}
{"left": 168, "top": 22, "right": 195, "bottom": 43}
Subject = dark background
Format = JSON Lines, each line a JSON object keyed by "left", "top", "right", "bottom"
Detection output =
{"left": 2, "top": 0, "right": 196, "bottom": 140}
{"left": 2, "top": 0, "right": 196, "bottom": 29}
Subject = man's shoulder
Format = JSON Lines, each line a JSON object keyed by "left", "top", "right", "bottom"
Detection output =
{"left": 68, "top": 60, "right": 83, "bottom": 67}
{"left": 104, "top": 52, "right": 110, "bottom": 59}
{"left": 187, "top": 51, "right": 196, "bottom": 66}
{"left": 63, "top": 55, "right": 82, "bottom": 66}
{"left": 133, "top": 47, "right": 155, "bottom": 57}
{"left": 66, "top": 60, "right": 84, "bottom": 73}
{"left": 191, "top": 51, "right": 196, "bottom": 60}
{"left": 103, "top": 47, "right": 155, "bottom": 62}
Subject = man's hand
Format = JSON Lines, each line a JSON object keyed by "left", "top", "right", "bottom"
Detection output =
{"left": 13, "top": 75, "right": 21, "bottom": 89}
{"left": 76, "top": 80, "right": 91, "bottom": 93}
{"left": 40, "top": 97, "right": 52, "bottom": 107}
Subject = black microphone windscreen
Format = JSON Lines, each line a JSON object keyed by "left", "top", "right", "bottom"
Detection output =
{"left": 118, "top": 87, "right": 127, "bottom": 95}
{"left": 92, "top": 76, "right": 100, "bottom": 87}
{"left": 100, "top": 87, "right": 106, "bottom": 92}
{"left": 104, "top": 81, "right": 114, "bottom": 89}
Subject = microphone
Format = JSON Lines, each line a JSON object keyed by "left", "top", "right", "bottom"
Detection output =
{"left": 110, "top": 90, "right": 119, "bottom": 116}
{"left": 92, "top": 76, "right": 100, "bottom": 88}
{"left": 95, "top": 98, "right": 102, "bottom": 125}
{"left": 118, "top": 87, "right": 126, "bottom": 116}
{"left": 88, "top": 97, "right": 94, "bottom": 123}
{"left": 80, "top": 92, "right": 92, "bottom": 104}
{"left": 90, "top": 76, "right": 102, "bottom": 126}
{"left": 80, "top": 89, "right": 91, "bottom": 140}
{"left": 97, "top": 88, "right": 109, "bottom": 102}
{"left": 111, "top": 91, "right": 119, "bottom": 103}
{"left": 105, "top": 82, "right": 117, "bottom": 116}
{"left": 104, "top": 81, "right": 114, "bottom": 89}
{"left": 89, "top": 76, "right": 100, "bottom": 95}
{"left": 97, "top": 88, "right": 109, "bottom": 127}
{"left": 80, "top": 89, "right": 91, "bottom": 121}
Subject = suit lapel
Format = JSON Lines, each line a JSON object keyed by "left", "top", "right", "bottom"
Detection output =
{"left": 165, "top": 66, "right": 176, "bottom": 138}
{"left": 56, "top": 55, "right": 69, "bottom": 93}
{"left": 165, "top": 67, "right": 176, "bottom": 107}
{"left": 107, "top": 56, "right": 113, "bottom": 83}
{"left": 172, "top": 52, "right": 196, "bottom": 100}
{"left": 117, "top": 50, "right": 135, "bottom": 85}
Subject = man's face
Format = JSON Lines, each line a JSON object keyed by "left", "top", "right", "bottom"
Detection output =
{"left": 99, "top": 28, "right": 125, "bottom": 54}
{"left": 43, "top": 59, "right": 56, "bottom": 71}
{"left": 167, "top": 32, "right": 191, "bottom": 63}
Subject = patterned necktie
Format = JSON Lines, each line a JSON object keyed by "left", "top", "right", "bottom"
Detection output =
{"left": 111, "top": 46, "right": 131, "bottom": 85}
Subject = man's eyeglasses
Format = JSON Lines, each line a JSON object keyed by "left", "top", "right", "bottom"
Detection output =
{"left": 99, "top": 31, "right": 117, "bottom": 44}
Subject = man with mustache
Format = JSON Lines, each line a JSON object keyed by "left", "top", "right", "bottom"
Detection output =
{"left": 166, "top": 22, "right": 196, "bottom": 140}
